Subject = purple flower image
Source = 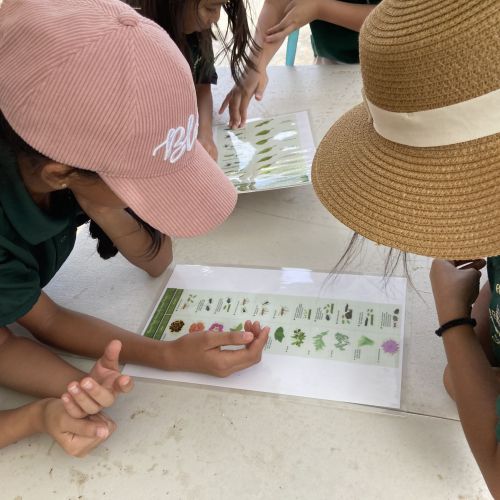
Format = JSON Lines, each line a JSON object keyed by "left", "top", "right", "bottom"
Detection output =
{"left": 381, "top": 339, "right": 399, "bottom": 355}
{"left": 208, "top": 322, "right": 224, "bottom": 332}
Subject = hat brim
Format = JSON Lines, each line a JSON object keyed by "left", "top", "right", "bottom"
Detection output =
{"left": 101, "top": 142, "right": 237, "bottom": 238}
{"left": 312, "top": 104, "right": 500, "bottom": 260}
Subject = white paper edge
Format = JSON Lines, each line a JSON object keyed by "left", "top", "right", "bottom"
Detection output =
{"left": 124, "top": 265, "right": 406, "bottom": 409}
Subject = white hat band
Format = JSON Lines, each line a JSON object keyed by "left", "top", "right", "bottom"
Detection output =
{"left": 364, "top": 88, "right": 500, "bottom": 147}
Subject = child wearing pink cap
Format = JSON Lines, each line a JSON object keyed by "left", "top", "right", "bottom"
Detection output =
{"left": 0, "top": 0, "right": 269, "bottom": 456}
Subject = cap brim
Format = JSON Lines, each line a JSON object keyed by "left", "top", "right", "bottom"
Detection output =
{"left": 312, "top": 104, "right": 500, "bottom": 260}
{"left": 101, "top": 143, "right": 237, "bottom": 238}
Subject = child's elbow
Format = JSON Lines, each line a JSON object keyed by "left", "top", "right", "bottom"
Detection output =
{"left": 0, "top": 327, "right": 11, "bottom": 348}
{"left": 147, "top": 265, "right": 168, "bottom": 278}
{"left": 488, "top": 480, "right": 500, "bottom": 500}
{"left": 143, "top": 236, "right": 173, "bottom": 277}
{"left": 146, "top": 253, "right": 173, "bottom": 278}
{"left": 484, "top": 454, "right": 500, "bottom": 498}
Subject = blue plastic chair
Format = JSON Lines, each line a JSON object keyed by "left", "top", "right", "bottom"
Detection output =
{"left": 285, "top": 30, "right": 299, "bottom": 66}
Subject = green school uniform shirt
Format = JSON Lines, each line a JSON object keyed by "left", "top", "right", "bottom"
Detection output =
{"left": 486, "top": 256, "right": 500, "bottom": 440}
{"left": 310, "top": 0, "right": 382, "bottom": 64}
{"left": 0, "top": 143, "right": 87, "bottom": 326}
{"left": 186, "top": 32, "right": 218, "bottom": 85}
{"left": 488, "top": 256, "right": 500, "bottom": 363}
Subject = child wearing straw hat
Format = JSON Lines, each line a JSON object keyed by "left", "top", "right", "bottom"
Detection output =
{"left": 312, "top": 0, "right": 500, "bottom": 494}
{"left": 0, "top": 0, "right": 269, "bottom": 456}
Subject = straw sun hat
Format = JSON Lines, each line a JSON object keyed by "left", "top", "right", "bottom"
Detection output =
{"left": 312, "top": 0, "right": 499, "bottom": 260}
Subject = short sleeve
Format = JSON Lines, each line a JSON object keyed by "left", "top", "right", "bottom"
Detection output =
{"left": 487, "top": 257, "right": 500, "bottom": 292}
{"left": 201, "top": 39, "right": 217, "bottom": 85}
{"left": 0, "top": 238, "right": 41, "bottom": 326}
{"left": 188, "top": 33, "right": 218, "bottom": 85}
{"left": 193, "top": 58, "right": 218, "bottom": 85}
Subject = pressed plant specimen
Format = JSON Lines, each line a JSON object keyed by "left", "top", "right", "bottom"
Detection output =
{"left": 274, "top": 327, "right": 285, "bottom": 343}
{"left": 381, "top": 339, "right": 399, "bottom": 355}
{"left": 291, "top": 328, "right": 306, "bottom": 347}
{"left": 334, "top": 332, "right": 350, "bottom": 351}
{"left": 313, "top": 331, "right": 328, "bottom": 351}
{"left": 169, "top": 320, "right": 185, "bottom": 333}
{"left": 358, "top": 335, "right": 375, "bottom": 347}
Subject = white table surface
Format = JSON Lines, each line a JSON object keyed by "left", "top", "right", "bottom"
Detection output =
{"left": 0, "top": 66, "right": 489, "bottom": 499}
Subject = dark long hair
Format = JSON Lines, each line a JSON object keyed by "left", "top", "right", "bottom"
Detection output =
{"left": 333, "top": 233, "right": 414, "bottom": 289}
{"left": 0, "top": 112, "right": 164, "bottom": 260}
{"left": 134, "top": 0, "right": 259, "bottom": 85}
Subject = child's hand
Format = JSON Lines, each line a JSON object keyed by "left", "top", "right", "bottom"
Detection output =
{"left": 39, "top": 398, "right": 116, "bottom": 457}
{"left": 219, "top": 69, "right": 269, "bottom": 129}
{"left": 198, "top": 134, "right": 219, "bottom": 161}
{"left": 430, "top": 259, "right": 486, "bottom": 325}
{"left": 265, "top": 0, "right": 323, "bottom": 43}
{"left": 243, "top": 320, "right": 270, "bottom": 338}
{"left": 168, "top": 320, "right": 270, "bottom": 377}
{"left": 61, "top": 340, "right": 133, "bottom": 418}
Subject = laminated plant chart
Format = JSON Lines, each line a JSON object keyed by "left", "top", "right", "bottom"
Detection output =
{"left": 215, "top": 111, "right": 315, "bottom": 192}
{"left": 124, "top": 265, "right": 407, "bottom": 409}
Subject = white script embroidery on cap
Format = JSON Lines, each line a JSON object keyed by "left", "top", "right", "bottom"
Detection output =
{"left": 152, "top": 114, "right": 199, "bottom": 163}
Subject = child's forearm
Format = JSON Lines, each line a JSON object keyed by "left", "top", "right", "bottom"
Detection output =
{"left": 0, "top": 400, "right": 46, "bottom": 449}
{"left": 88, "top": 208, "right": 173, "bottom": 278}
{"left": 318, "top": 1, "right": 376, "bottom": 32}
{"left": 18, "top": 292, "right": 268, "bottom": 378}
{"left": 262, "top": 0, "right": 376, "bottom": 50}
{"left": 18, "top": 293, "right": 171, "bottom": 370}
{"left": 254, "top": 0, "right": 290, "bottom": 67}
{"left": 196, "top": 84, "right": 214, "bottom": 138}
{"left": 0, "top": 327, "right": 85, "bottom": 397}
{"left": 443, "top": 326, "right": 500, "bottom": 495}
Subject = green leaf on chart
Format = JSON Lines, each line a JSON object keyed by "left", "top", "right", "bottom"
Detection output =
{"left": 256, "top": 139, "right": 268, "bottom": 145}
{"left": 230, "top": 323, "right": 243, "bottom": 332}
{"left": 274, "top": 327, "right": 285, "bottom": 343}
{"left": 358, "top": 335, "right": 375, "bottom": 347}
{"left": 313, "top": 331, "right": 328, "bottom": 351}
{"left": 291, "top": 328, "right": 306, "bottom": 347}
{"left": 258, "top": 156, "right": 273, "bottom": 163}
{"left": 334, "top": 332, "right": 350, "bottom": 351}
{"left": 258, "top": 147, "right": 273, "bottom": 155}
{"left": 255, "top": 119, "right": 272, "bottom": 127}
{"left": 238, "top": 182, "right": 256, "bottom": 192}
{"left": 256, "top": 129, "right": 271, "bottom": 136}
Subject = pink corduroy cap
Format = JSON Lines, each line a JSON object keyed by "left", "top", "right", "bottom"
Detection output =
{"left": 0, "top": 0, "right": 237, "bottom": 237}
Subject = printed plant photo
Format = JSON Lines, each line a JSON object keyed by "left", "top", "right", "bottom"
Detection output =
{"left": 214, "top": 111, "right": 315, "bottom": 193}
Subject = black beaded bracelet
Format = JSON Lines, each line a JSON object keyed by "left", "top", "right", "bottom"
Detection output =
{"left": 435, "top": 317, "right": 477, "bottom": 337}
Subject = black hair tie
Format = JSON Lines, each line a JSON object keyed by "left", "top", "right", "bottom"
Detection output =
{"left": 435, "top": 317, "right": 477, "bottom": 337}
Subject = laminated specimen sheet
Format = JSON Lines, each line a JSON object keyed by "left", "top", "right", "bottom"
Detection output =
{"left": 215, "top": 111, "right": 315, "bottom": 193}
{"left": 124, "top": 265, "right": 407, "bottom": 409}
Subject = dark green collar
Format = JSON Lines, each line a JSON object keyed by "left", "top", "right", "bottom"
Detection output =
{"left": 0, "top": 144, "right": 73, "bottom": 245}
